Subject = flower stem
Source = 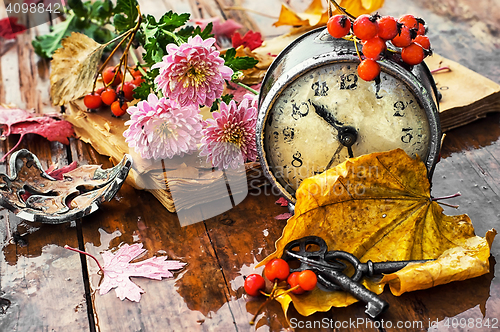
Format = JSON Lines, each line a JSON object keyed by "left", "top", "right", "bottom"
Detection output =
{"left": 64, "top": 245, "right": 104, "bottom": 272}
{"left": 128, "top": 47, "right": 148, "bottom": 76}
{"left": 236, "top": 82, "right": 258, "bottom": 95}
{"left": 164, "top": 30, "right": 185, "bottom": 47}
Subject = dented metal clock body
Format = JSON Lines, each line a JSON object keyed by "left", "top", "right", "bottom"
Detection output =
{"left": 256, "top": 28, "right": 441, "bottom": 204}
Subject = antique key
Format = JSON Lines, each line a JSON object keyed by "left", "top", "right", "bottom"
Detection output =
{"left": 281, "top": 236, "right": 434, "bottom": 318}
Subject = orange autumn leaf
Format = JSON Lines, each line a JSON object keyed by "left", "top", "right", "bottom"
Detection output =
{"left": 273, "top": 0, "right": 384, "bottom": 29}
{"left": 257, "top": 149, "right": 495, "bottom": 317}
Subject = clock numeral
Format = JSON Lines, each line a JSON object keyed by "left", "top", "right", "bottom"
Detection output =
{"left": 273, "top": 131, "right": 279, "bottom": 142}
{"left": 292, "top": 152, "right": 303, "bottom": 168}
{"left": 401, "top": 127, "right": 413, "bottom": 143}
{"left": 283, "top": 127, "right": 294, "bottom": 143}
{"left": 312, "top": 81, "right": 329, "bottom": 96}
{"left": 291, "top": 102, "right": 309, "bottom": 120}
{"left": 393, "top": 100, "right": 413, "bottom": 117}
{"left": 340, "top": 74, "right": 358, "bottom": 90}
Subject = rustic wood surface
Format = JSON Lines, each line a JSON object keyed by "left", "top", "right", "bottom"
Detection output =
{"left": 1, "top": 0, "right": 499, "bottom": 331}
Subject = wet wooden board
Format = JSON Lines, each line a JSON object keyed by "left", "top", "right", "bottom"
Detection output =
{"left": 1, "top": 0, "right": 500, "bottom": 331}
{"left": 0, "top": 137, "right": 90, "bottom": 331}
{"left": 0, "top": 2, "right": 90, "bottom": 329}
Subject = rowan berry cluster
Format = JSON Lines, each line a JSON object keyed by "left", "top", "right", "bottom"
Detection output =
{"left": 327, "top": 12, "right": 431, "bottom": 81}
{"left": 83, "top": 66, "right": 145, "bottom": 117}
{"left": 244, "top": 258, "right": 318, "bottom": 324}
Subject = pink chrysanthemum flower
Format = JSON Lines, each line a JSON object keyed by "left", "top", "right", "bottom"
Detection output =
{"left": 200, "top": 94, "right": 258, "bottom": 169}
{"left": 123, "top": 93, "right": 203, "bottom": 160}
{"left": 152, "top": 35, "right": 233, "bottom": 107}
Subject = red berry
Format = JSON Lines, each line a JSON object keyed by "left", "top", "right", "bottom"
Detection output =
{"left": 264, "top": 258, "right": 290, "bottom": 282}
{"left": 414, "top": 35, "right": 430, "bottom": 50}
{"left": 298, "top": 270, "right": 317, "bottom": 291}
{"left": 377, "top": 16, "right": 398, "bottom": 40}
{"left": 327, "top": 15, "right": 352, "bottom": 39}
{"left": 111, "top": 101, "right": 128, "bottom": 117}
{"left": 130, "top": 66, "right": 143, "bottom": 78}
{"left": 95, "top": 87, "right": 106, "bottom": 95}
{"left": 117, "top": 82, "right": 137, "bottom": 101}
{"left": 353, "top": 14, "right": 379, "bottom": 40}
{"left": 398, "top": 14, "right": 418, "bottom": 29}
{"left": 102, "top": 66, "right": 123, "bottom": 87}
{"left": 244, "top": 274, "right": 266, "bottom": 297}
{"left": 132, "top": 76, "right": 145, "bottom": 86}
{"left": 287, "top": 272, "right": 305, "bottom": 295}
{"left": 416, "top": 23, "right": 426, "bottom": 35}
{"left": 101, "top": 88, "right": 117, "bottom": 106}
{"left": 401, "top": 42, "right": 425, "bottom": 65}
{"left": 357, "top": 59, "right": 380, "bottom": 81}
{"left": 362, "top": 37, "right": 386, "bottom": 59}
{"left": 391, "top": 26, "right": 412, "bottom": 47}
{"left": 83, "top": 93, "right": 102, "bottom": 109}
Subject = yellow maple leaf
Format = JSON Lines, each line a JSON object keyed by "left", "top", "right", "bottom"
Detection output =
{"left": 258, "top": 149, "right": 495, "bottom": 316}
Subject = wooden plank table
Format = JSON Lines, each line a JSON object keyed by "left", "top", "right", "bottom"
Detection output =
{"left": 1, "top": 0, "right": 499, "bottom": 331}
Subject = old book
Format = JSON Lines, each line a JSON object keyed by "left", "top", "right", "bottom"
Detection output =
{"left": 424, "top": 53, "right": 500, "bottom": 132}
{"left": 65, "top": 100, "right": 267, "bottom": 219}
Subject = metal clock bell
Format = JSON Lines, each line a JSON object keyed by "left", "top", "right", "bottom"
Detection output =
{"left": 256, "top": 27, "right": 442, "bottom": 205}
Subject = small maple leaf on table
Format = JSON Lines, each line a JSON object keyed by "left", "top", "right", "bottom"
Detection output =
{"left": 65, "top": 243, "right": 186, "bottom": 302}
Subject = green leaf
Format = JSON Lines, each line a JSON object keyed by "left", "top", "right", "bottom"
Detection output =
{"left": 133, "top": 81, "right": 154, "bottom": 100}
{"left": 113, "top": 0, "right": 139, "bottom": 32}
{"left": 67, "top": 0, "right": 87, "bottom": 17}
{"left": 221, "top": 94, "right": 234, "bottom": 104}
{"left": 158, "top": 11, "right": 190, "bottom": 31}
{"left": 32, "top": 14, "right": 76, "bottom": 58}
{"left": 222, "top": 48, "right": 259, "bottom": 71}
{"left": 92, "top": 0, "right": 114, "bottom": 22}
{"left": 210, "top": 94, "right": 234, "bottom": 112}
{"left": 210, "top": 99, "right": 220, "bottom": 112}
{"left": 178, "top": 22, "right": 214, "bottom": 41}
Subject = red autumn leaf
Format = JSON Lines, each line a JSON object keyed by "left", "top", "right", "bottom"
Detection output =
{"left": 10, "top": 117, "right": 74, "bottom": 144}
{"left": 0, "top": 17, "right": 27, "bottom": 40}
{"left": 47, "top": 161, "right": 78, "bottom": 180}
{"left": 0, "top": 106, "right": 74, "bottom": 162}
{"left": 0, "top": 107, "right": 33, "bottom": 136}
{"left": 275, "top": 212, "right": 293, "bottom": 220}
{"left": 232, "top": 31, "right": 263, "bottom": 51}
{"left": 275, "top": 197, "right": 289, "bottom": 207}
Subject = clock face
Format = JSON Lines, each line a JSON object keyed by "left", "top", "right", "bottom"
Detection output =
{"left": 263, "top": 62, "right": 431, "bottom": 197}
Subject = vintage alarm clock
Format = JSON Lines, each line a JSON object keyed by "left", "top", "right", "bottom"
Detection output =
{"left": 256, "top": 27, "right": 441, "bottom": 205}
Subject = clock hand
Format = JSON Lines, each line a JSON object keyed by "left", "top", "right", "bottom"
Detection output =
{"left": 325, "top": 143, "right": 344, "bottom": 170}
{"left": 310, "top": 101, "right": 344, "bottom": 130}
{"left": 311, "top": 100, "right": 358, "bottom": 159}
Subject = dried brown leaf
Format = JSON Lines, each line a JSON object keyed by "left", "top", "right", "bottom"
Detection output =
{"left": 50, "top": 32, "right": 107, "bottom": 106}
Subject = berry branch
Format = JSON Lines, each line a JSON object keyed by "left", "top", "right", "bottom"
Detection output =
{"left": 326, "top": 1, "right": 432, "bottom": 81}
{"left": 327, "top": 0, "right": 356, "bottom": 20}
